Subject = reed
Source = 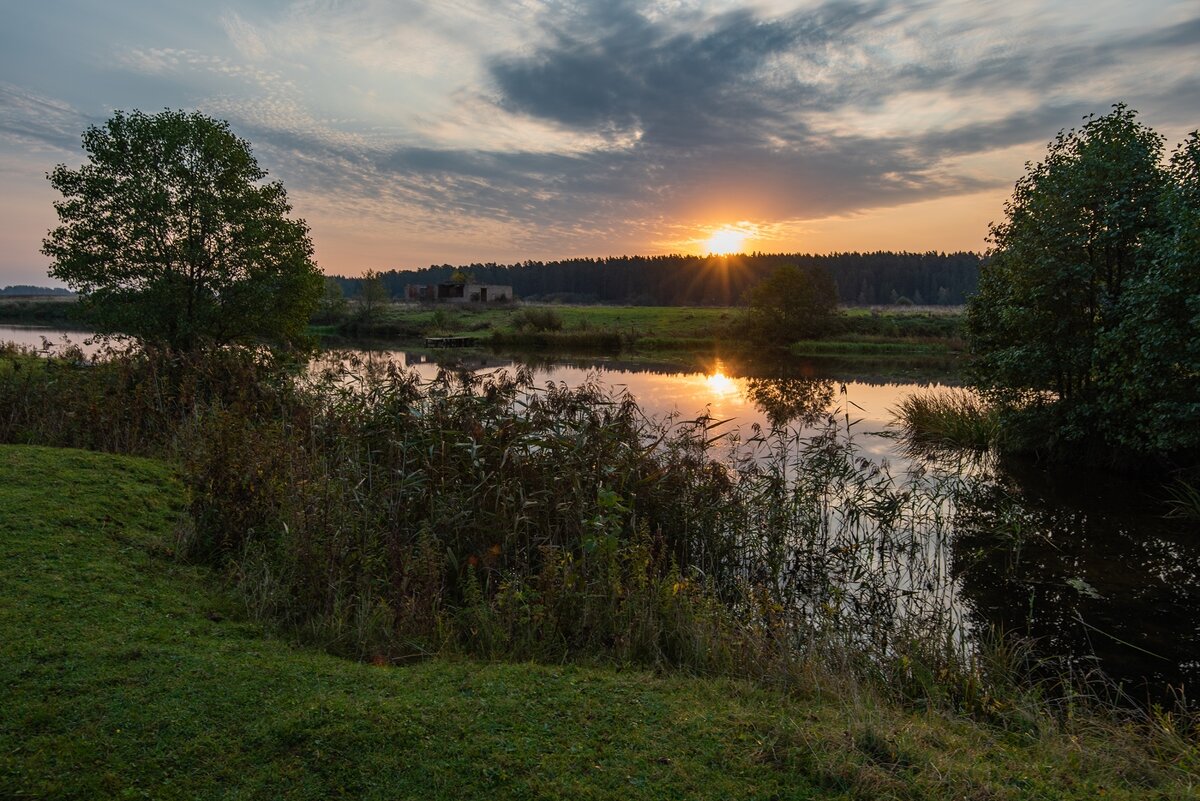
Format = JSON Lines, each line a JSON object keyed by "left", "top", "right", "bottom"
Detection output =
{"left": 892, "top": 388, "right": 999, "bottom": 453}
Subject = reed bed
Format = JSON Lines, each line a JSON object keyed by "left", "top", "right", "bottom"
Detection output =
{"left": 892, "top": 388, "right": 1000, "bottom": 454}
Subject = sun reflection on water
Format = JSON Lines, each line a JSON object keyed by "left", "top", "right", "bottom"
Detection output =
{"left": 705, "top": 369, "right": 738, "bottom": 398}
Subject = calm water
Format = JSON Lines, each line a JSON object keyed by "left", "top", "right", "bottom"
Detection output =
{"left": 369, "top": 348, "right": 947, "bottom": 466}
{"left": 5, "top": 325, "right": 1197, "bottom": 705}
{"left": 0, "top": 325, "right": 100, "bottom": 353}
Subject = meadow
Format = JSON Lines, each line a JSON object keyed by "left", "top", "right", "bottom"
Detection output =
{"left": 333, "top": 301, "right": 966, "bottom": 360}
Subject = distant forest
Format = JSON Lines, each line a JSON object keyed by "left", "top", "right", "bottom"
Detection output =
{"left": 335, "top": 252, "right": 982, "bottom": 306}
{"left": 0, "top": 286, "right": 73, "bottom": 297}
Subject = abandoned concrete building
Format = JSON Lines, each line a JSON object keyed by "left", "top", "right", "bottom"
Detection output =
{"left": 405, "top": 283, "right": 513, "bottom": 303}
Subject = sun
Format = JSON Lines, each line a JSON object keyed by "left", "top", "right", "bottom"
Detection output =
{"left": 704, "top": 227, "right": 748, "bottom": 255}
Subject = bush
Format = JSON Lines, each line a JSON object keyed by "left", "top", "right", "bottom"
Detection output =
{"left": 511, "top": 307, "right": 564, "bottom": 332}
{"left": 744, "top": 264, "right": 838, "bottom": 343}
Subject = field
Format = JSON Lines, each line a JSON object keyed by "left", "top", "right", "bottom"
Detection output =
{"left": 334, "top": 302, "right": 965, "bottom": 360}
{"left": 0, "top": 296, "right": 79, "bottom": 325}
{"left": 0, "top": 297, "right": 966, "bottom": 360}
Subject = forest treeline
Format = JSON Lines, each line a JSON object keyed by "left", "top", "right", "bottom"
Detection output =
{"left": 333, "top": 251, "right": 982, "bottom": 306}
{"left": 0, "top": 285, "right": 73, "bottom": 297}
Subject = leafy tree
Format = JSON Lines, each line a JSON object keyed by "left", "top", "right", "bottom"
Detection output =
{"left": 43, "top": 109, "right": 322, "bottom": 351}
{"left": 967, "top": 105, "right": 1199, "bottom": 458}
{"left": 1093, "top": 131, "right": 1200, "bottom": 454}
{"left": 357, "top": 269, "right": 390, "bottom": 324}
{"left": 744, "top": 264, "right": 838, "bottom": 342}
{"left": 314, "top": 276, "right": 348, "bottom": 323}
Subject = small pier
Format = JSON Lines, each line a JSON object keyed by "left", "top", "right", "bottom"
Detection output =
{"left": 423, "top": 336, "right": 481, "bottom": 349}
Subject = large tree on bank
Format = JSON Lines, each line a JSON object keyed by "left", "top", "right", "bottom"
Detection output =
{"left": 967, "top": 105, "right": 1200, "bottom": 458}
{"left": 43, "top": 109, "right": 323, "bottom": 351}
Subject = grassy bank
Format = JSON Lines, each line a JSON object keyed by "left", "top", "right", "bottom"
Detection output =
{"left": 3, "top": 444, "right": 1195, "bottom": 800}
{"left": 0, "top": 296, "right": 79, "bottom": 325}
{"left": 789, "top": 339, "right": 954, "bottom": 357}
{"left": 327, "top": 302, "right": 963, "bottom": 362}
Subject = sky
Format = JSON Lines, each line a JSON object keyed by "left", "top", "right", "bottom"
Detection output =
{"left": 1, "top": 1, "right": 1198, "bottom": 284}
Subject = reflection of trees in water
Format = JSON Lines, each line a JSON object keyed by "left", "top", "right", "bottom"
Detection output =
{"left": 950, "top": 474, "right": 1200, "bottom": 706}
{"left": 744, "top": 376, "right": 835, "bottom": 428}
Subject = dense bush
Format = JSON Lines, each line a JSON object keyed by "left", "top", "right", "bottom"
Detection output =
{"left": 744, "top": 264, "right": 839, "bottom": 343}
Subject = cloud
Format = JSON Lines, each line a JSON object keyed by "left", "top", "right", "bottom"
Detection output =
{"left": 219, "top": 11, "right": 269, "bottom": 61}
{"left": 0, "top": 83, "right": 91, "bottom": 153}
{"left": 490, "top": 0, "right": 892, "bottom": 148}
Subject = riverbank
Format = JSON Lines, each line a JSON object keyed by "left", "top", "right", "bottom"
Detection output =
{"left": 0, "top": 298, "right": 966, "bottom": 364}
{"left": 2, "top": 444, "right": 1194, "bottom": 799}
{"left": 0, "top": 295, "right": 79, "bottom": 325}
{"left": 327, "top": 302, "right": 966, "bottom": 363}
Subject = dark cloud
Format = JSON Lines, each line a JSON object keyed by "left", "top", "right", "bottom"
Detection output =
{"left": 490, "top": 0, "right": 891, "bottom": 148}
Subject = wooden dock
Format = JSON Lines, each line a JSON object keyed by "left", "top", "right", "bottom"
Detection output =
{"left": 423, "top": 336, "right": 480, "bottom": 348}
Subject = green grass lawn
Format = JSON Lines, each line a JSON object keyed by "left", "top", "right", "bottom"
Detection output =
{"left": 359, "top": 303, "right": 735, "bottom": 340}
{"left": 2, "top": 445, "right": 1193, "bottom": 799}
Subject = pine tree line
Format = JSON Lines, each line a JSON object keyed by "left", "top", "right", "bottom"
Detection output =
{"left": 332, "top": 251, "right": 981, "bottom": 306}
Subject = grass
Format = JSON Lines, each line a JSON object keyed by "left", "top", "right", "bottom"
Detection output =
{"left": 892, "top": 389, "right": 1000, "bottom": 453}
{"left": 790, "top": 339, "right": 954, "bottom": 357}
{"left": 3, "top": 444, "right": 1196, "bottom": 800}
{"left": 351, "top": 303, "right": 734, "bottom": 340}
{"left": 327, "top": 303, "right": 964, "bottom": 363}
{"left": 0, "top": 296, "right": 80, "bottom": 325}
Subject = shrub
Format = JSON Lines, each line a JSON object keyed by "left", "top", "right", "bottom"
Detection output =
{"left": 892, "top": 389, "right": 999, "bottom": 454}
{"left": 511, "top": 307, "right": 564, "bottom": 332}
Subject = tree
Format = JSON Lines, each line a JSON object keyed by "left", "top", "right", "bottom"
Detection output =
{"left": 357, "top": 269, "right": 390, "bottom": 324}
{"left": 967, "top": 105, "right": 1199, "bottom": 458}
{"left": 43, "top": 109, "right": 323, "bottom": 351}
{"left": 1093, "top": 131, "right": 1200, "bottom": 454}
{"left": 314, "top": 276, "right": 349, "bottom": 323}
{"left": 744, "top": 264, "right": 838, "bottom": 342}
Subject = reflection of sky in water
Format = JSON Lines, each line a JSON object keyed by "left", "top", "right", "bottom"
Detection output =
{"left": 2, "top": 326, "right": 953, "bottom": 466}
{"left": 403, "top": 356, "right": 954, "bottom": 468}
{"left": 0, "top": 325, "right": 104, "bottom": 355}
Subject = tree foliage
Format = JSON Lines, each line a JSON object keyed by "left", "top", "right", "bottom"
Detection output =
{"left": 313, "top": 277, "right": 348, "bottom": 324}
{"left": 357, "top": 269, "right": 390, "bottom": 324}
{"left": 744, "top": 264, "right": 839, "bottom": 342}
{"left": 43, "top": 109, "right": 323, "bottom": 351}
{"left": 967, "top": 105, "right": 1200, "bottom": 457}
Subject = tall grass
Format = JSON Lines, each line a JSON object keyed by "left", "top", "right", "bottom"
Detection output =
{"left": 892, "top": 389, "right": 999, "bottom": 454}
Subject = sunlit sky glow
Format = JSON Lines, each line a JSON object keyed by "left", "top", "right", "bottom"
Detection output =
{"left": 2, "top": 1, "right": 1198, "bottom": 283}
{"left": 705, "top": 226, "right": 751, "bottom": 255}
